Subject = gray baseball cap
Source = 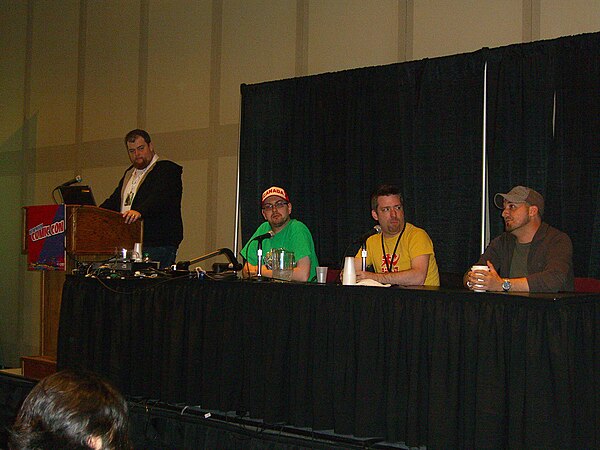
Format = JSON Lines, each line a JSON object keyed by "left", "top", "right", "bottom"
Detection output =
{"left": 493, "top": 186, "right": 544, "bottom": 216}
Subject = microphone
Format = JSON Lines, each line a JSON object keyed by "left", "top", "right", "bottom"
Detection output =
{"left": 354, "top": 225, "right": 382, "bottom": 244}
{"left": 175, "top": 247, "right": 242, "bottom": 272}
{"left": 60, "top": 175, "right": 83, "bottom": 187}
{"left": 219, "top": 248, "right": 243, "bottom": 271}
{"left": 253, "top": 230, "right": 275, "bottom": 242}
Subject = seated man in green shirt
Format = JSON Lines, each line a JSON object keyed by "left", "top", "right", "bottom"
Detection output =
{"left": 241, "top": 186, "right": 319, "bottom": 282}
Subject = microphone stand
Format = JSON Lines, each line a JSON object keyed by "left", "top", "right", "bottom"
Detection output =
{"left": 253, "top": 238, "right": 273, "bottom": 282}
{"left": 256, "top": 240, "right": 264, "bottom": 279}
{"left": 361, "top": 243, "right": 367, "bottom": 271}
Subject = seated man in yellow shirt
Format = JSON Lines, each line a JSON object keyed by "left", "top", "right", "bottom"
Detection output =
{"left": 354, "top": 184, "right": 440, "bottom": 286}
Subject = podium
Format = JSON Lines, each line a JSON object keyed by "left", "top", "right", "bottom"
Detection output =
{"left": 22, "top": 205, "right": 142, "bottom": 378}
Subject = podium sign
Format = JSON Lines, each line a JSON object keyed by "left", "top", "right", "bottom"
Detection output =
{"left": 24, "top": 205, "right": 66, "bottom": 271}
{"left": 22, "top": 204, "right": 143, "bottom": 360}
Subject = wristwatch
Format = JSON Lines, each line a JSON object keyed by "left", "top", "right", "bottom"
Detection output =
{"left": 502, "top": 279, "right": 512, "bottom": 292}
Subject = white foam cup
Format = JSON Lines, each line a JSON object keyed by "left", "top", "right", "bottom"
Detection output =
{"left": 342, "top": 257, "right": 356, "bottom": 285}
{"left": 470, "top": 265, "right": 490, "bottom": 292}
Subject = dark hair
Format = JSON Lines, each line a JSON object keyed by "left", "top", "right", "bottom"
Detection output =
{"left": 370, "top": 184, "right": 404, "bottom": 211}
{"left": 10, "top": 369, "right": 130, "bottom": 450}
{"left": 123, "top": 129, "right": 151, "bottom": 147}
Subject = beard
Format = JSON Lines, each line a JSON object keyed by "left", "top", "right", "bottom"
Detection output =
{"left": 505, "top": 214, "right": 529, "bottom": 232}
{"left": 133, "top": 158, "right": 151, "bottom": 169}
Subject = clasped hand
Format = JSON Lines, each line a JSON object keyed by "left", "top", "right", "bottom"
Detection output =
{"left": 466, "top": 261, "right": 503, "bottom": 292}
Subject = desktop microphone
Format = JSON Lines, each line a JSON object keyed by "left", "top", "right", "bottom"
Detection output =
{"left": 254, "top": 230, "right": 275, "bottom": 242}
{"left": 59, "top": 175, "right": 83, "bottom": 187}
{"left": 353, "top": 225, "right": 382, "bottom": 244}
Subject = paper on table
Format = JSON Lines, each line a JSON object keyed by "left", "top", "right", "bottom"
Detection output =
{"left": 356, "top": 279, "right": 391, "bottom": 287}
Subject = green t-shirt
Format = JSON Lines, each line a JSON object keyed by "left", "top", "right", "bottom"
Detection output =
{"left": 241, "top": 219, "right": 319, "bottom": 282}
{"left": 509, "top": 241, "right": 531, "bottom": 278}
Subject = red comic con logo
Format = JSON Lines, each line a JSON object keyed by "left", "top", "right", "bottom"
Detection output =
{"left": 29, "top": 220, "right": 65, "bottom": 242}
{"left": 25, "top": 205, "right": 66, "bottom": 271}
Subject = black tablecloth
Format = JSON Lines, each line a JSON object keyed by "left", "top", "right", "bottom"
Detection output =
{"left": 57, "top": 276, "right": 599, "bottom": 448}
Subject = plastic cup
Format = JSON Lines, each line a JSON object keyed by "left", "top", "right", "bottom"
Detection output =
{"left": 316, "top": 266, "right": 328, "bottom": 283}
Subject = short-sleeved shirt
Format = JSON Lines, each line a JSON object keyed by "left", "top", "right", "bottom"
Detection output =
{"left": 357, "top": 222, "right": 440, "bottom": 286}
{"left": 241, "top": 219, "right": 319, "bottom": 282}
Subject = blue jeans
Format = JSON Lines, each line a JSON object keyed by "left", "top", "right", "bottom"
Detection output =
{"left": 144, "top": 246, "right": 178, "bottom": 269}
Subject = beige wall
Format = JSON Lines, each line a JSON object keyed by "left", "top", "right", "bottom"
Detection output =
{"left": 0, "top": 0, "right": 598, "bottom": 367}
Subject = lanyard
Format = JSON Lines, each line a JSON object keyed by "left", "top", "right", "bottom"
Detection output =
{"left": 125, "top": 171, "right": 142, "bottom": 206}
{"left": 380, "top": 222, "right": 406, "bottom": 273}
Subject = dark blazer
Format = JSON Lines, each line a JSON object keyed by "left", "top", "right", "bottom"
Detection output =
{"left": 100, "top": 160, "right": 183, "bottom": 247}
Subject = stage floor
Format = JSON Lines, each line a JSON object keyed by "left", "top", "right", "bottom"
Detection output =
{"left": 0, "top": 367, "right": 22, "bottom": 376}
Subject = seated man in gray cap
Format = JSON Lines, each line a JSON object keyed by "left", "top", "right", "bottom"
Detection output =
{"left": 465, "top": 185, "right": 574, "bottom": 292}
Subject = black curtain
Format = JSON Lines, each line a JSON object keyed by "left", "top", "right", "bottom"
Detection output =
{"left": 239, "top": 63, "right": 426, "bottom": 268}
{"left": 240, "top": 52, "right": 484, "bottom": 274}
{"left": 408, "top": 52, "right": 484, "bottom": 274}
{"left": 486, "top": 32, "right": 600, "bottom": 277}
{"left": 485, "top": 41, "right": 556, "bottom": 238}
{"left": 547, "top": 33, "right": 600, "bottom": 278}
{"left": 240, "top": 32, "right": 599, "bottom": 278}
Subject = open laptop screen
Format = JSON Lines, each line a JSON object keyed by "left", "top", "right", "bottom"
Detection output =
{"left": 58, "top": 185, "right": 96, "bottom": 206}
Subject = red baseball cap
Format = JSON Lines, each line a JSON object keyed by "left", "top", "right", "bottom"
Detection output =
{"left": 261, "top": 186, "right": 290, "bottom": 204}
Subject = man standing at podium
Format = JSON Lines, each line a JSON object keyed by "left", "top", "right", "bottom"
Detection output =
{"left": 100, "top": 129, "right": 183, "bottom": 268}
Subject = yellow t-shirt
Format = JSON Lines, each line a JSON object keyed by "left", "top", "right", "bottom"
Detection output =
{"left": 356, "top": 222, "right": 440, "bottom": 286}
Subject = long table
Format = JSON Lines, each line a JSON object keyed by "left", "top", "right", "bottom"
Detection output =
{"left": 57, "top": 275, "right": 599, "bottom": 448}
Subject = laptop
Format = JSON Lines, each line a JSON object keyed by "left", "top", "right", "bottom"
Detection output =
{"left": 58, "top": 185, "right": 97, "bottom": 206}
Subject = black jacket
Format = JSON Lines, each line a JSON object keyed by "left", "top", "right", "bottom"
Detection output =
{"left": 100, "top": 160, "right": 183, "bottom": 247}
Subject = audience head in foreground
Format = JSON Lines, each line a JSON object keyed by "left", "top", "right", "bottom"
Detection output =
{"left": 466, "top": 185, "right": 574, "bottom": 292}
{"left": 10, "top": 369, "right": 130, "bottom": 450}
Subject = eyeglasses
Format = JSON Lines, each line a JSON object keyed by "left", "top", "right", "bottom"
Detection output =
{"left": 262, "top": 200, "right": 288, "bottom": 211}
